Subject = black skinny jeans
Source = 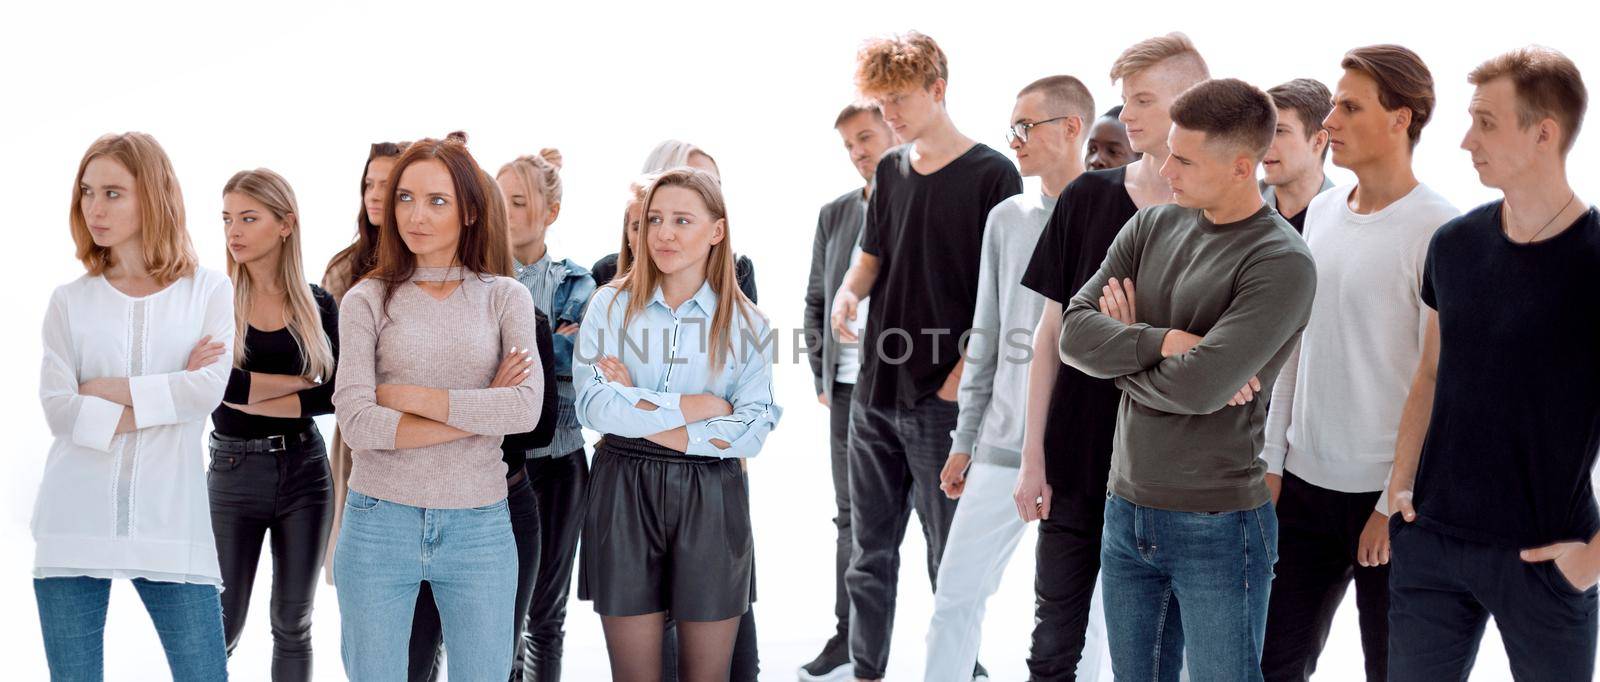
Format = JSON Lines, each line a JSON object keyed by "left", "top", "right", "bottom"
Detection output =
{"left": 518, "top": 450, "right": 590, "bottom": 682}
{"left": 208, "top": 428, "right": 334, "bottom": 682}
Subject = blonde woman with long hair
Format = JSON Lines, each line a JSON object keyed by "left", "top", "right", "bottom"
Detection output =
{"left": 211, "top": 168, "right": 340, "bottom": 680}
{"left": 590, "top": 142, "right": 757, "bottom": 303}
{"left": 495, "top": 148, "right": 596, "bottom": 679}
{"left": 574, "top": 167, "right": 780, "bottom": 682}
{"left": 34, "top": 132, "right": 234, "bottom": 679}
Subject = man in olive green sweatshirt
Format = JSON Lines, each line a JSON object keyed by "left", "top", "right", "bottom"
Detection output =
{"left": 1058, "top": 78, "right": 1317, "bottom": 681}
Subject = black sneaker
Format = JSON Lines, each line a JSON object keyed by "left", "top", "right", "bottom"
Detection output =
{"left": 798, "top": 633, "right": 852, "bottom": 681}
{"left": 972, "top": 660, "right": 989, "bottom": 681}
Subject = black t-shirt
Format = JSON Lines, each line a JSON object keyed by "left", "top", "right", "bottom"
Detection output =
{"left": 213, "top": 285, "right": 339, "bottom": 438}
{"left": 857, "top": 143, "right": 1022, "bottom": 409}
{"left": 1019, "top": 167, "right": 1139, "bottom": 522}
{"left": 500, "top": 308, "right": 558, "bottom": 476}
{"left": 1412, "top": 201, "right": 1600, "bottom": 548}
{"left": 1282, "top": 207, "right": 1310, "bottom": 234}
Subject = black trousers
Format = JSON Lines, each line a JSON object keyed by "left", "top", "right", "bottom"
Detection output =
{"left": 1028, "top": 504, "right": 1103, "bottom": 681}
{"left": 1262, "top": 471, "right": 1388, "bottom": 681}
{"left": 207, "top": 428, "right": 334, "bottom": 682}
{"left": 408, "top": 467, "right": 541, "bottom": 682}
{"left": 1389, "top": 521, "right": 1597, "bottom": 681}
{"left": 844, "top": 394, "right": 960, "bottom": 679}
{"left": 518, "top": 450, "right": 590, "bottom": 682}
{"left": 827, "top": 381, "right": 855, "bottom": 640}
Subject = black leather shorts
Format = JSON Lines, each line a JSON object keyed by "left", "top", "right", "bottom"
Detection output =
{"left": 579, "top": 436, "right": 753, "bottom": 622}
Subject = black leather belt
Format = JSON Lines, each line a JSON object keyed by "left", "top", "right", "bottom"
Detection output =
{"left": 209, "top": 428, "right": 319, "bottom": 454}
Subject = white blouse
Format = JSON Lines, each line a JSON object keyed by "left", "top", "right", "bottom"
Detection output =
{"left": 33, "top": 268, "right": 234, "bottom": 585}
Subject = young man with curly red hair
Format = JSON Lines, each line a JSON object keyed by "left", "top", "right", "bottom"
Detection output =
{"left": 828, "top": 31, "right": 1020, "bottom": 682}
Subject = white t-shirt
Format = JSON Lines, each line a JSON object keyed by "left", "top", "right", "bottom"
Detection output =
{"left": 33, "top": 269, "right": 234, "bottom": 585}
{"left": 834, "top": 242, "right": 870, "bottom": 384}
{"left": 1260, "top": 183, "right": 1459, "bottom": 514}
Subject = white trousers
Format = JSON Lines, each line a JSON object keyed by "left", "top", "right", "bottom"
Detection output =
{"left": 924, "top": 462, "right": 1112, "bottom": 682}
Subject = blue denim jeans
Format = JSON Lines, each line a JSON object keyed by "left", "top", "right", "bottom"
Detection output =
{"left": 34, "top": 576, "right": 227, "bottom": 681}
{"left": 1101, "top": 494, "right": 1278, "bottom": 681}
{"left": 333, "top": 489, "right": 518, "bottom": 682}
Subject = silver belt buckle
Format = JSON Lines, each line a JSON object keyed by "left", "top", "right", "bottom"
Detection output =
{"left": 266, "top": 434, "right": 287, "bottom": 453}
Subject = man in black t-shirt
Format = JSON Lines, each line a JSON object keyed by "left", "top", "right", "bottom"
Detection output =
{"left": 828, "top": 32, "right": 1020, "bottom": 682}
{"left": 1386, "top": 47, "right": 1600, "bottom": 681}
{"left": 1259, "top": 78, "right": 1334, "bottom": 233}
{"left": 1014, "top": 33, "right": 1204, "bottom": 679}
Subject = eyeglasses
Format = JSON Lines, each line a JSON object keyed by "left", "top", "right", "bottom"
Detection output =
{"left": 1006, "top": 116, "right": 1071, "bottom": 145}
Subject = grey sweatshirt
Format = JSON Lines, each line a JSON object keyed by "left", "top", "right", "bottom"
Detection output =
{"left": 950, "top": 191, "right": 1055, "bottom": 467}
{"left": 1059, "top": 203, "right": 1316, "bottom": 512}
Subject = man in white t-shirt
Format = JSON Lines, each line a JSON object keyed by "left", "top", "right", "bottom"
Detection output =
{"left": 1258, "top": 44, "right": 1459, "bottom": 682}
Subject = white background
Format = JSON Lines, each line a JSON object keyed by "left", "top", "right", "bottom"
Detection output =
{"left": 4, "top": 0, "right": 1597, "bottom": 679}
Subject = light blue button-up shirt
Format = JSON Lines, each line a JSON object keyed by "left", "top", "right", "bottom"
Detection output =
{"left": 573, "top": 281, "right": 781, "bottom": 458}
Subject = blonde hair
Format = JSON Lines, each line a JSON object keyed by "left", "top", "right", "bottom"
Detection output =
{"left": 498, "top": 147, "right": 565, "bottom": 215}
{"left": 614, "top": 173, "right": 658, "bottom": 278}
{"left": 855, "top": 31, "right": 949, "bottom": 98}
{"left": 613, "top": 168, "right": 757, "bottom": 371}
{"left": 1109, "top": 32, "right": 1209, "bottom": 84}
{"left": 641, "top": 140, "right": 716, "bottom": 175}
{"left": 70, "top": 132, "right": 198, "bottom": 284}
{"left": 222, "top": 168, "right": 334, "bottom": 382}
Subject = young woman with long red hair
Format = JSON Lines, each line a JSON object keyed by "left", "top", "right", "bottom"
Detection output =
{"left": 331, "top": 133, "right": 543, "bottom": 680}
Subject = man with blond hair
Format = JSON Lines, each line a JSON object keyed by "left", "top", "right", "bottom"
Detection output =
{"left": 830, "top": 31, "right": 1020, "bottom": 682}
{"left": 1386, "top": 46, "right": 1598, "bottom": 680}
{"left": 1015, "top": 32, "right": 1205, "bottom": 680}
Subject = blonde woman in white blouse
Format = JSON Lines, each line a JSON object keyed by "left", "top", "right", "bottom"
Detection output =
{"left": 34, "top": 132, "right": 235, "bottom": 681}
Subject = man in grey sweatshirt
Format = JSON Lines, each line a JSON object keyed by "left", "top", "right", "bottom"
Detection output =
{"left": 1058, "top": 78, "right": 1316, "bottom": 680}
{"left": 923, "top": 74, "right": 1110, "bottom": 682}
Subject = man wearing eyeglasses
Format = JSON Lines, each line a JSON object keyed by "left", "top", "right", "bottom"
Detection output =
{"left": 830, "top": 31, "right": 1021, "bottom": 682}
{"left": 923, "top": 74, "right": 1106, "bottom": 682}
{"left": 1015, "top": 32, "right": 1206, "bottom": 680}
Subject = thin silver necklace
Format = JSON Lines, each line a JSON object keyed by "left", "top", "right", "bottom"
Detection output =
{"left": 1505, "top": 191, "right": 1576, "bottom": 244}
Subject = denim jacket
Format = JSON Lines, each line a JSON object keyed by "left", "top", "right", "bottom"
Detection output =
{"left": 514, "top": 256, "right": 596, "bottom": 458}
{"left": 515, "top": 256, "right": 595, "bottom": 380}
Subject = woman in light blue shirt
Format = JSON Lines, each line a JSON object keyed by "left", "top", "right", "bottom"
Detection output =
{"left": 574, "top": 167, "right": 780, "bottom": 682}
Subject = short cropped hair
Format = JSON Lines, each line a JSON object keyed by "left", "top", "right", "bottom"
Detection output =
{"left": 1468, "top": 46, "right": 1588, "bottom": 154}
{"left": 855, "top": 31, "right": 949, "bottom": 98}
{"left": 1109, "top": 32, "right": 1209, "bottom": 84}
{"left": 834, "top": 103, "right": 884, "bottom": 129}
{"left": 1017, "top": 75, "right": 1096, "bottom": 125}
{"left": 1169, "top": 78, "right": 1278, "bottom": 161}
{"left": 1102, "top": 105, "right": 1124, "bottom": 119}
{"left": 1342, "top": 45, "right": 1435, "bottom": 149}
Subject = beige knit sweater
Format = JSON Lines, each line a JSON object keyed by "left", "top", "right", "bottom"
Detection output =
{"left": 333, "top": 267, "right": 543, "bottom": 509}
